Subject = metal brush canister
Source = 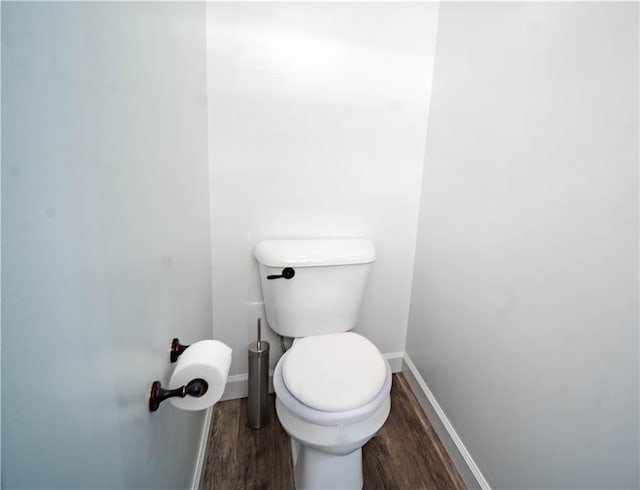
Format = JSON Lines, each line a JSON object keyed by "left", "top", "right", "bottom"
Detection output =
{"left": 247, "top": 318, "right": 270, "bottom": 429}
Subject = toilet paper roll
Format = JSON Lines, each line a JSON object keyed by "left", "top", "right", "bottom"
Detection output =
{"left": 169, "top": 340, "right": 232, "bottom": 411}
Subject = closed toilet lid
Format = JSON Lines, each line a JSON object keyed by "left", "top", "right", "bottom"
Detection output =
{"left": 282, "top": 332, "right": 387, "bottom": 412}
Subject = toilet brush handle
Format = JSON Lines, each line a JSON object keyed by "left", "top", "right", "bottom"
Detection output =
{"left": 257, "top": 318, "right": 262, "bottom": 350}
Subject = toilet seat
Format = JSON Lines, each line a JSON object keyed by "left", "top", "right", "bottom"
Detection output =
{"left": 282, "top": 332, "right": 388, "bottom": 412}
{"left": 274, "top": 356, "right": 392, "bottom": 427}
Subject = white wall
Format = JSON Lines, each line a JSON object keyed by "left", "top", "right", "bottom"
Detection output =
{"left": 206, "top": 2, "right": 439, "bottom": 375}
{"left": 406, "top": 2, "right": 639, "bottom": 489}
{"left": 1, "top": 2, "right": 3, "bottom": 479}
{"left": 2, "top": 3, "right": 211, "bottom": 488}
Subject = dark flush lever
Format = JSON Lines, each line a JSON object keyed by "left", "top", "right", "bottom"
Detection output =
{"left": 267, "top": 267, "right": 295, "bottom": 280}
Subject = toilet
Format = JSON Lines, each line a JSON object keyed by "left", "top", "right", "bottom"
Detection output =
{"left": 254, "top": 238, "right": 392, "bottom": 490}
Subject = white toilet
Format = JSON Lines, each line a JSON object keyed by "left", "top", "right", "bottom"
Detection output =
{"left": 254, "top": 238, "right": 392, "bottom": 490}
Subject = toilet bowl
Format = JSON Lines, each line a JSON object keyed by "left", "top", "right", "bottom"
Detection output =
{"left": 273, "top": 333, "right": 392, "bottom": 490}
{"left": 254, "top": 238, "right": 390, "bottom": 489}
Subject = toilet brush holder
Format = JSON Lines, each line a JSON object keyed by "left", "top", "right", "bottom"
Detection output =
{"left": 248, "top": 318, "right": 270, "bottom": 429}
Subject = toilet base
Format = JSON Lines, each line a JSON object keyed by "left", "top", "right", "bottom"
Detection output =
{"left": 291, "top": 439, "right": 363, "bottom": 490}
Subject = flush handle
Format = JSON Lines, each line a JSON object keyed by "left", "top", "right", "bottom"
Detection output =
{"left": 267, "top": 267, "right": 295, "bottom": 280}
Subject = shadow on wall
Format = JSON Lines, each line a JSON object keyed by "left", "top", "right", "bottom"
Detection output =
{"left": 406, "top": 2, "right": 639, "bottom": 489}
{"left": 2, "top": 2, "right": 212, "bottom": 488}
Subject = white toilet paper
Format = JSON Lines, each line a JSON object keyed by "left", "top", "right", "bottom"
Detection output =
{"left": 169, "top": 340, "right": 232, "bottom": 411}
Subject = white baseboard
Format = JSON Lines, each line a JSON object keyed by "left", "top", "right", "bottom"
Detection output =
{"left": 221, "top": 371, "right": 275, "bottom": 401}
{"left": 222, "top": 351, "right": 405, "bottom": 401}
{"left": 402, "top": 353, "right": 490, "bottom": 490}
{"left": 191, "top": 406, "right": 214, "bottom": 490}
{"left": 221, "top": 373, "right": 250, "bottom": 401}
{"left": 383, "top": 351, "right": 404, "bottom": 372}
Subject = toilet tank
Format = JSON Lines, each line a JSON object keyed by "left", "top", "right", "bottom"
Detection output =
{"left": 254, "top": 238, "right": 375, "bottom": 338}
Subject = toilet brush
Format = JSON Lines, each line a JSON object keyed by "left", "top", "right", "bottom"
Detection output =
{"left": 247, "top": 318, "right": 270, "bottom": 429}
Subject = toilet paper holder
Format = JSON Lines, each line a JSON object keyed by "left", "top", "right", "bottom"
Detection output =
{"left": 148, "top": 378, "right": 209, "bottom": 412}
{"left": 170, "top": 338, "right": 190, "bottom": 363}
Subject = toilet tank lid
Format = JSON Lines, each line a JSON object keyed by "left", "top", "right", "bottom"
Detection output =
{"left": 254, "top": 238, "right": 376, "bottom": 267}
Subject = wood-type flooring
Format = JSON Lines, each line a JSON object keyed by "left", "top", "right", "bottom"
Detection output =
{"left": 200, "top": 373, "right": 466, "bottom": 490}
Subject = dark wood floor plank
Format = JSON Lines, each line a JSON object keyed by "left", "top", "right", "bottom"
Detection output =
{"left": 200, "top": 373, "right": 465, "bottom": 490}
{"left": 364, "top": 373, "right": 466, "bottom": 490}
{"left": 200, "top": 395, "right": 294, "bottom": 490}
